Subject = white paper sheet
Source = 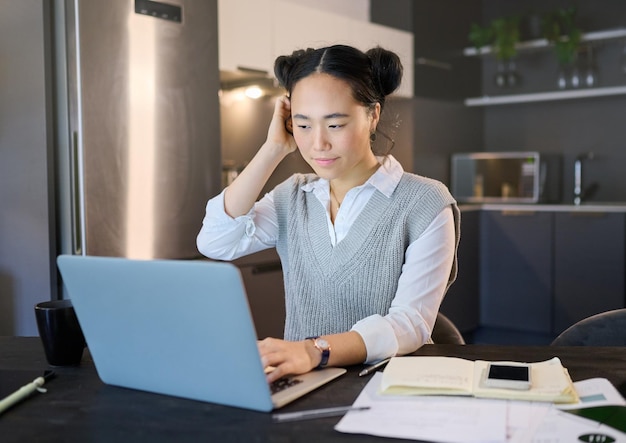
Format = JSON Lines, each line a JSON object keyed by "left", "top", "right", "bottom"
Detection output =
{"left": 556, "top": 377, "right": 626, "bottom": 410}
{"left": 335, "top": 372, "right": 508, "bottom": 443}
{"left": 507, "top": 401, "right": 552, "bottom": 443}
{"left": 335, "top": 374, "right": 626, "bottom": 443}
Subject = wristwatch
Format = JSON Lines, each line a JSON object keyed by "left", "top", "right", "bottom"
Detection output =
{"left": 306, "top": 336, "right": 330, "bottom": 368}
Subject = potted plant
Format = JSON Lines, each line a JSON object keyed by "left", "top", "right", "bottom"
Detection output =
{"left": 468, "top": 15, "right": 521, "bottom": 61}
{"left": 468, "top": 23, "right": 493, "bottom": 54}
{"left": 491, "top": 15, "right": 521, "bottom": 62}
{"left": 541, "top": 7, "right": 583, "bottom": 88}
{"left": 468, "top": 15, "right": 521, "bottom": 88}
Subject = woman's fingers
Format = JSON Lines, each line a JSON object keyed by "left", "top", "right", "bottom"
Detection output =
{"left": 258, "top": 337, "right": 313, "bottom": 383}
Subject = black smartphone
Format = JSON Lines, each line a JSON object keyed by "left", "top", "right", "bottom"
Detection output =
{"left": 484, "top": 363, "right": 531, "bottom": 390}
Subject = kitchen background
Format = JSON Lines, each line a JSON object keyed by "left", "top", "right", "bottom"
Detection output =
{"left": 1, "top": 0, "right": 625, "bottom": 341}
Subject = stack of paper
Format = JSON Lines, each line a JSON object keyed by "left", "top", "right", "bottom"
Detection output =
{"left": 335, "top": 373, "right": 626, "bottom": 443}
{"left": 380, "top": 356, "right": 579, "bottom": 403}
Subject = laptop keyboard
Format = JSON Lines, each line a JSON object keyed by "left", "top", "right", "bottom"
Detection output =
{"left": 270, "top": 376, "right": 303, "bottom": 394}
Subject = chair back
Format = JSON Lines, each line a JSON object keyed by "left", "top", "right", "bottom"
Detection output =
{"left": 551, "top": 308, "right": 626, "bottom": 346}
{"left": 432, "top": 312, "right": 465, "bottom": 344}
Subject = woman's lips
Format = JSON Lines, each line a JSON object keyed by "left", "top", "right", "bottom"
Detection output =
{"left": 314, "top": 157, "right": 338, "bottom": 167}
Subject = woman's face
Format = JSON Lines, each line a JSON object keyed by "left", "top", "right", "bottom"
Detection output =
{"left": 290, "top": 73, "right": 380, "bottom": 184}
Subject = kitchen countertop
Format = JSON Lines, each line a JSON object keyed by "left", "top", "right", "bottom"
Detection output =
{"left": 458, "top": 202, "right": 626, "bottom": 213}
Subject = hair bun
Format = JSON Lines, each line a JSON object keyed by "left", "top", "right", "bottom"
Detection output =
{"left": 366, "top": 47, "right": 403, "bottom": 97}
{"left": 274, "top": 48, "right": 315, "bottom": 90}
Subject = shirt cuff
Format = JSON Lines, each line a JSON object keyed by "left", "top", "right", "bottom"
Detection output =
{"left": 351, "top": 315, "right": 399, "bottom": 363}
{"left": 206, "top": 190, "right": 257, "bottom": 236}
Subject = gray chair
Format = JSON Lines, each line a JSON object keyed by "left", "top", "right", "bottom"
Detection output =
{"left": 551, "top": 308, "right": 626, "bottom": 346}
{"left": 431, "top": 312, "right": 465, "bottom": 345}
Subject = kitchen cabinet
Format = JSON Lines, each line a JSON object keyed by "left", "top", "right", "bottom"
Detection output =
{"left": 480, "top": 210, "right": 553, "bottom": 333}
{"left": 219, "top": 0, "right": 414, "bottom": 97}
{"left": 553, "top": 211, "right": 625, "bottom": 334}
{"left": 476, "top": 205, "right": 626, "bottom": 341}
{"left": 271, "top": 1, "right": 351, "bottom": 56}
{"left": 218, "top": 0, "right": 274, "bottom": 74}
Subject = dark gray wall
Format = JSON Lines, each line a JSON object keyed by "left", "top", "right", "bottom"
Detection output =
{"left": 412, "top": 0, "right": 483, "bottom": 101}
{"left": 0, "top": 0, "right": 56, "bottom": 335}
{"left": 484, "top": 98, "right": 626, "bottom": 202}
{"left": 370, "top": 0, "right": 413, "bottom": 32}
{"left": 413, "top": 98, "right": 484, "bottom": 183}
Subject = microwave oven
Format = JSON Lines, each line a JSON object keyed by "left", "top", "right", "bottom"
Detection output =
{"left": 451, "top": 152, "right": 561, "bottom": 203}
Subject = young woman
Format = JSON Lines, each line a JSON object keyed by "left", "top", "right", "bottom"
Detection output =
{"left": 197, "top": 45, "right": 460, "bottom": 383}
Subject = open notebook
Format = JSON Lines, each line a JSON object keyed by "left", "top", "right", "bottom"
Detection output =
{"left": 56, "top": 255, "right": 345, "bottom": 412}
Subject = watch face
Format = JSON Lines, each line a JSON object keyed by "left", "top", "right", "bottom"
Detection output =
{"left": 316, "top": 338, "right": 330, "bottom": 350}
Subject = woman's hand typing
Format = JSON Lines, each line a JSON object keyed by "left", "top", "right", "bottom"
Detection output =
{"left": 257, "top": 332, "right": 367, "bottom": 383}
{"left": 258, "top": 337, "right": 319, "bottom": 383}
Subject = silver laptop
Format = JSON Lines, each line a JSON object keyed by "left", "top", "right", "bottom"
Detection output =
{"left": 56, "top": 255, "right": 346, "bottom": 412}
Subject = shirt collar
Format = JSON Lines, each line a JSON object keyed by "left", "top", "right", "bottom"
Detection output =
{"left": 301, "top": 155, "right": 404, "bottom": 197}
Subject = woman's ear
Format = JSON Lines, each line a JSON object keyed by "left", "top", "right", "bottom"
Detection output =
{"left": 370, "top": 102, "right": 381, "bottom": 133}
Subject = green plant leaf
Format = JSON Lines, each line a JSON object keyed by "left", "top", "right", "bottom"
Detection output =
{"left": 491, "top": 15, "right": 520, "bottom": 60}
{"left": 541, "top": 7, "right": 582, "bottom": 65}
{"left": 468, "top": 23, "right": 493, "bottom": 51}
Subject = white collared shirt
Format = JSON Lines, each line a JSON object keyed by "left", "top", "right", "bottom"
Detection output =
{"left": 197, "top": 155, "right": 456, "bottom": 362}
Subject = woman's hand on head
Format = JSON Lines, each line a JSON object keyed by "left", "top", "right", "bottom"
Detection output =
{"left": 266, "top": 96, "right": 298, "bottom": 157}
{"left": 258, "top": 337, "right": 319, "bottom": 383}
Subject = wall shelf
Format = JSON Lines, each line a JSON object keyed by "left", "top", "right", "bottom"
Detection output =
{"left": 465, "top": 85, "right": 626, "bottom": 106}
{"left": 463, "top": 27, "right": 626, "bottom": 106}
{"left": 463, "top": 27, "right": 626, "bottom": 57}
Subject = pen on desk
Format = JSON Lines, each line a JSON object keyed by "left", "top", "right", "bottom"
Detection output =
{"left": 358, "top": 357, "right": 391, "bottom": 377}
{"left": 0, "top": 370, "right": 56, "bottom": 415}
{"left": 272, "top": 405, "right": 370, "bottom": 422}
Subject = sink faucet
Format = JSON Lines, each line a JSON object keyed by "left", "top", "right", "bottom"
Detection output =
{"left": 574, "top": 152, "right": 595, "bottom": 205}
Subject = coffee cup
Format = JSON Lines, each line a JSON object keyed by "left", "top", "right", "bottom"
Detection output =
{"left": 34, "top": 299, "right": 86, "bottom": 366}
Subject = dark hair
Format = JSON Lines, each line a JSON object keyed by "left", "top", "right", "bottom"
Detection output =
{"left": 273, "top": 45, "right": 403, "bottom": 113}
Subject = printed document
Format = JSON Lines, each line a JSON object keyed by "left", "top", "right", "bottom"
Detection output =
{"left": 337, "top": 372, "right": 508, "bottom": 443}
{"left": 336, "top": 373, "right": 626, "bottom": 443}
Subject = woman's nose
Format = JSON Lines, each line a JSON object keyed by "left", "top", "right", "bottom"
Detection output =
{"left": 312, "top": 130, "right": 331, "bottom": 151}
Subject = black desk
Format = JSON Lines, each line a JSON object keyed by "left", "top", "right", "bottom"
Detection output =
{"left": 2, "top": 337, "right": 626, "bottom": 442}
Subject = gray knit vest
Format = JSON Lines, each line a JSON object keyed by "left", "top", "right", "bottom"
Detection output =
{"left": 273, "top": 173, "right": 460, "bottom": 341}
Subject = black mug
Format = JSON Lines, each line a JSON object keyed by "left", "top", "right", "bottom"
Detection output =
{"left": 35, "top": 299, "right": 86, "bottom": 366}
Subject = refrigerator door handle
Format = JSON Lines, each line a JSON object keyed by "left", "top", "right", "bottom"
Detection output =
{"left": 71, "top": 131, "right": 83, "bottom": 255}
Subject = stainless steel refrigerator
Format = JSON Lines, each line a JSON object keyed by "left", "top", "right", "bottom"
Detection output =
{"left": 56, "top": 0, "right": 221, "bottom": 259}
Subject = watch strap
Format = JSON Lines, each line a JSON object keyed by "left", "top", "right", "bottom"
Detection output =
{"left": 306, "top": 336, "right": 330, "bottom": 368}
